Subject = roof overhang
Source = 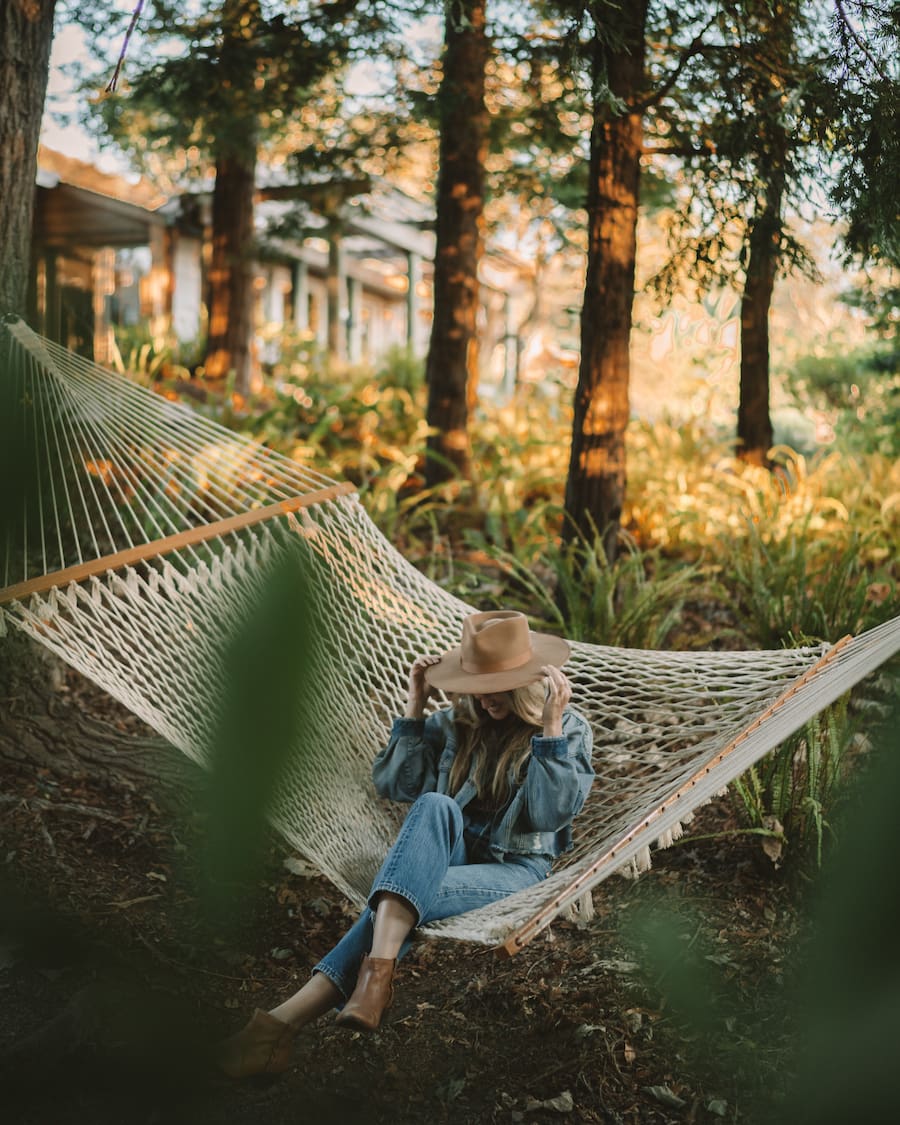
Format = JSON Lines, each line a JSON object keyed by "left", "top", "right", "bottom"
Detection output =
{"left": 34, "top": 182, "right": 169, "bottom": 250}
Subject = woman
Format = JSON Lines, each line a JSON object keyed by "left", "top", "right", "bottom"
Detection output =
{"left": 218, "top": 610, "right": 594, "bottom": 1078}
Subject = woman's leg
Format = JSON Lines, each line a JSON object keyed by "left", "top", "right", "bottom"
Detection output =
{"left": 219, "top": 795, "right": 501, "bottom": 1071}
{"left": 335, "top": 848, "right": 549, "bottom": 1032}
{"left": 368, "top": 791, "right": 469, "bottom": 925}
{"left": 369, "top": 893, "right": 417, "bottom": 959}
{"left": 268, "top": 972, "right": 342, "bottom": 1028}
{"left": 327, "top": 793, "right": 468, "bottom": 1030}
{"left": 416, "top": 853, "right": 550, "bottom": 926}
{"left": 308, "top": 793, "right": 468, "bottom": 1002}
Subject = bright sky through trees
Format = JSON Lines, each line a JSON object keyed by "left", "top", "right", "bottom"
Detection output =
{"left": 41, "top": 1, "right": 442, "bottom": 168}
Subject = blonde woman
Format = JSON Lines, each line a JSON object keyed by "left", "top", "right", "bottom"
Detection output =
{"left": 219, "top": 610, "right": 594, "bottom": 1078}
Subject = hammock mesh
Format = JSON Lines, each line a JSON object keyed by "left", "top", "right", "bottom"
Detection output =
{"left": 2, "top": 318, "right": 898, "bottom": 954}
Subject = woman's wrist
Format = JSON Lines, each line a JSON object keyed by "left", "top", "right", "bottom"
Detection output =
{"left": 404, "top": 696, "right": 425, "bottom": 719}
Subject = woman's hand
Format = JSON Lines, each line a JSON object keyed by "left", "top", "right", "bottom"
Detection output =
{"left": 540, "top": 665, "right": 571, "bottom": 738}
{"left": 405, "top": 654, "right": 442, "bottom": 718}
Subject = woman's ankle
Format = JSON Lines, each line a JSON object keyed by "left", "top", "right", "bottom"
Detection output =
{"left": 269, "top": 972, "right": 342, "bottom": 1028}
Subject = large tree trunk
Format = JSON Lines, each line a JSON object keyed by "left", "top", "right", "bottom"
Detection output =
{"left": 202, "top": 0, "right": 261, "bottom": 396}
{"left": 737, "top": 205, "right": 780, "bottom": 465}
{"left": 0, "top": 631, "right": 191, "bottom": 794}
{"left": 423, "top": 0, "right": 488, "bottom": 487}
{"left": 203, "top": 148, "right": 258, "bottom": 395}
{"left": 0, "top": 0, "right": 57, "bottom": 317}
{"left": 736, "top": 3, "right": 792, "bottom": 466}
{"left": 563, "top": 1, "right": 648, "bottom": 561}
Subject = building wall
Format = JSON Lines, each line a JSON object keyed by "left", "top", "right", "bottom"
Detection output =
{"left": 171, "top": 235, "right": 203, "bottom": 344}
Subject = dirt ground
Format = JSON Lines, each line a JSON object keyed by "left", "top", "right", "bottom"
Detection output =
{"left": 1, "top": 669, "right": 810, "bottom": 1125}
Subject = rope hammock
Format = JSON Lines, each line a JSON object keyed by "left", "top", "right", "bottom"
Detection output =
{"left": 2, "top": 317, "right": 898, "bottom": 957}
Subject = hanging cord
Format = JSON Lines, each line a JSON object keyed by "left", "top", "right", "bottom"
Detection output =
{"left": 105, "top": 0, "right": 148, "bottom": 94}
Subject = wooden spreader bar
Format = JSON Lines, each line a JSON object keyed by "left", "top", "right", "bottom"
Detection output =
{"left": 0, "top": 481, "right": 355, "bottom": 606}
{"left": 495, "top": 634, "right": 853, "bottom": 958}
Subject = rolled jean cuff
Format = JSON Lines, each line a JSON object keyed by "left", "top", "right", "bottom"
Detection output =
{"left": 368, "top": 880, "right": 422, "bottom": 925}
{"left": 311, "top": 962, "right": 352, "bottom": 1002}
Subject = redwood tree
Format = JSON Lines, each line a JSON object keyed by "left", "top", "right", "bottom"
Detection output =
{"left": 424, "top": 0, "right": 489, "bottom": 487}
{"left": 201, "top": 0, "right": 262, "bottom": 387}
{"left": 562, "top": 0, "right": 648, "bottom": 557}
{"left": 94, "top": 0, "right": 386, "bottom": 394}
{"left": 0, "top": 0, "right": 57, "bottom": 316}
{"left": 735, "top": 1, "right": 795, "bottom": 464}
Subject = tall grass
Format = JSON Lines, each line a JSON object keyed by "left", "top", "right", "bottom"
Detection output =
{"left": 469, "top": 525, "right": 700, "bottom": 649}
{"left": 731, "top": 697, "right": 858, "bottom": 870}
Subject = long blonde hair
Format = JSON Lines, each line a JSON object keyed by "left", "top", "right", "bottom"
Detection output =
{"left": 448, "top": 680, "right": 546, "bottom": 807}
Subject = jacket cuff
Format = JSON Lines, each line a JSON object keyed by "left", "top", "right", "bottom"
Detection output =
{"left": 392, "top": 716, "right": 426, "bottom": 733}
{"left": 531, "top": 735, "right": 569, "bottom": 758}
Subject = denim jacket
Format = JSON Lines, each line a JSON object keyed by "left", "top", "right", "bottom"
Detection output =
{"left": 372, "top": 707, "right": 594, "bottom": 862}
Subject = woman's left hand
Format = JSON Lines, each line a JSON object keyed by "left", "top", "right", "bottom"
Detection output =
{"left": 540, "top": 665, "right": 571, "bottom": 737}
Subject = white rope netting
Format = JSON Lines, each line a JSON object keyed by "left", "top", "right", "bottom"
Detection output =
{"left": 2, "top": 319, "right": 899, "bottom": 952}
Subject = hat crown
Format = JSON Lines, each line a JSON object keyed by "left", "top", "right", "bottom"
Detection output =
{"left": 424, "top": 609, "right": 569, "bottom": 693}
{"left": 460, "top": 611, "right": 533, "bottom": 676}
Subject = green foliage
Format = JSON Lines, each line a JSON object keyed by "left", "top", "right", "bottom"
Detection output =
{"left": 197, "top": 543, "right": 319, "bottom": 931}
{"left": 824, "top": 2, "right": 900, "bottom": 267}
{"left": 621, "top": 701, "right": 900, "bottom": 1123}
{"left": 110, "top": 323, "right": 195, "bottom": 385}
{"left": 778, "top": 699, "right": 900, "bottom": 1124}
{"left": 375, "top": 344, "right": 425, "bottom": 392}
{"left": 471, "top": 526, "right": 698, "bottom": 649}
{"left": 730, "top": 697, "right": 857, "bottom": 870}
{"left": 715, "top": 515, "right": 898, "bottom": 648}
{"left": 786, "top": 343, "right": 900, "bottom": 457}
{"left": 91, "top": 1, "right": 395, "bottom": 170}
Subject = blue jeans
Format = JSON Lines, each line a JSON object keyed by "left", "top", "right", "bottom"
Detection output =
{"left": 313, "top": 792, "right": 550, "bottom": 998}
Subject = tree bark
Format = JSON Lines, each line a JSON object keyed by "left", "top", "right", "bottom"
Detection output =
{"left": 0, "top": 0, "right": 57, "bottom": 318}
{"left": 563, "top": 1, "right": 648, "bottom": 561}
{"left": 0, "top": 631, "right": 193, "bottom": 795}
{"left": 737, "top": 205, "right": 780, "bottom": 465}
{"left": 736, "top": 3, "right": 793, "bottom": 466}
{"left": 424, "top": 0, "right": 488, "bottom": 487}
{"left": 201, "top": 0, "right": 262, "bottom": 396}
{"left": 203, "top": 148, "right": 258, "bottom": 395}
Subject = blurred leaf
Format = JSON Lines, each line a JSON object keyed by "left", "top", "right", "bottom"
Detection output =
{"left": 776, "top": 701, "right": 900, "bottom": 1124}
{"left": 196, "top": 541, "right": 319, "bottom": 931}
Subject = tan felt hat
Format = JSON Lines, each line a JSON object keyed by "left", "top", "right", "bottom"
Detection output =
{"left": 424, "top": 610, "right": 570, "bottom": 694}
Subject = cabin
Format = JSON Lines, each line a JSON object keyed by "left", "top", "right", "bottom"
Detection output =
{"left": 30, "top": 147, "right": 540, "bottom": 392}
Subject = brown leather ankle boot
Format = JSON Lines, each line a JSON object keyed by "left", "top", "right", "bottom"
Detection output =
{"left": 334, "top": 955, "right": 397, "bottom": 1031}
{"left": 216, "top": 1009, "right": 295, "bottom": 1079}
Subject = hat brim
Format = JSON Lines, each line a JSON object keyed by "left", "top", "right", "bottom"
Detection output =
{"left": 424, "top": 632, "right": 570, "bottom": 694}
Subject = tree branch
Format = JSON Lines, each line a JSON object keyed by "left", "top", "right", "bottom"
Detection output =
{"left": 106, "top": 0, "right": 148, "bottom": 94}
{"left": 834, "top": 0, "right": 894, "bottom": 83}
{"left": 635, "top": 13, "right": 725, "bottom": 113}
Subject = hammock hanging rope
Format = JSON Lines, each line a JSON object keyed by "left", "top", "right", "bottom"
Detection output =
{"left": 2, "top": 317, "right": 898, "bottom": 956}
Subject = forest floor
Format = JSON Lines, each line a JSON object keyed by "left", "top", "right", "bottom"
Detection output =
{"left": 1, "top": 666, "right": 817, "bottom": 1125}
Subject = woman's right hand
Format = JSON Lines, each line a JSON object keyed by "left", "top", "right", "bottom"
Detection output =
{"left": 405, "top": 654, "right": 442, "bottom": 718}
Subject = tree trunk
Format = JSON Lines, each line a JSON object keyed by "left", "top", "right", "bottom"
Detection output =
{"left": 203, "top": 148, "right": 258, "bottom": 395}
{"left": 736, "top": 207, "right": 780, "bottom": 465}
{"left": 736, "top": 3, "right": 793, "bottom": 466}
{"left": 0, "top": 0, "right": 57, "bottom": 318}
{"left": 563, "top": 1, "right": 648, "bottom": 561}
{"left": 423, "top": 0, "right": 488, "bottom": 487}
{"left": 0, "top": 631, "right": 193, "bottom": 794}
